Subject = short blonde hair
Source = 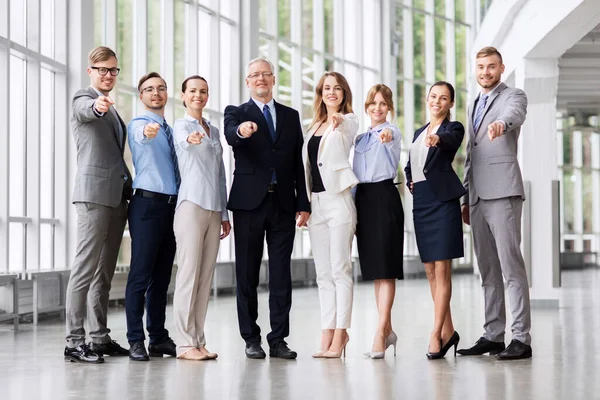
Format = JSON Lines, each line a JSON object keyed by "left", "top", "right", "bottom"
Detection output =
{"left": 88, "top": 46, "right": 117, "bottom": 65}
{"left": 364, "top": 84, "right": 395, "bottom": 116}
{"left": 476, "top": 46, "right": 503, "bottom": 64}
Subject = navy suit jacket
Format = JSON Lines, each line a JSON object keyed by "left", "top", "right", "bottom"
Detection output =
{"left": 224, "top": 98, "right": 310, "bottom": 214}
{"left": 404, "top": 119, "right": 467, "bottom": 202}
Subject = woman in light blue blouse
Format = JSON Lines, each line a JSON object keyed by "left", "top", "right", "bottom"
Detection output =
{"left": 353, "top": 84, "right": 404, "bottom": 359}
{"left": 172, "top": 75, "right": 231, "bottom": 361}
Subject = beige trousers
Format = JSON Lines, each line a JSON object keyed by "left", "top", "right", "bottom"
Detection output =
{"left": 308, "top": 189, "right": 357, "bottom": 329}
{"left": 173, "top": 201, "right": 222, "bottom": 355}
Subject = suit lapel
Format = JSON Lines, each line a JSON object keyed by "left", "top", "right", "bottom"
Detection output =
{"left": 473, "top": 82, "right": 506, "bottom": 136}
{"left": 88, "top": 87, "right": 125, "bottom": 150}
{"left": 247, "top": 98, "right": 274, "bottom": 144}
{"left": 274, "top": 101, "right": 285, "bottom": 143}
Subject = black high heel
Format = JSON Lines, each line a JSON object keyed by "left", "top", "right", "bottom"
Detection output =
{"left": 426, "top": 331, "right": 460, "bottom": 360}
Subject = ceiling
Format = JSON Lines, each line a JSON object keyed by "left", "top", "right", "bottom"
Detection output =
{"left": 558, "top": 23, "right": 600, "bottom": 113}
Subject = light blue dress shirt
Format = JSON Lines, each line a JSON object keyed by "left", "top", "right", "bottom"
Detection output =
{"left": 352, "top": 121, "right": 402, "bottom": 183}
{"left": 173, "top": 114, "right": 229, "bottom": 221}
{"left": 128, "top": 111, "right": 179, "bottom": 195}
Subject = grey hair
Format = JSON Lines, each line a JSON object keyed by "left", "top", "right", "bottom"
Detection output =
{"left": 246, "top": 58, "right": 275, "bottom": 76}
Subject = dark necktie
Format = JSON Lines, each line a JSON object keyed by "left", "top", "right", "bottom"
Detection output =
{"left": 263, "top": 104, "right": 276, "bottom": 141}
{"left": 163, "top": 121, "right": 181, "bottom": 190}
{"left": 263, "top": 105, "right": 277, "bottom": 183}
{"left": 472, "top": 94, "right": 488, "bottom": 133}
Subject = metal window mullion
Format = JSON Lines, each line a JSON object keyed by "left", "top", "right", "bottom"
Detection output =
{"left": 0, "top": 36, "right": 9, "bottom": 273}
{"left": 290, "top": 0, "right": 302, "bottom": 112}
{"left": 162, "top": 0, "right": 175, "bottom": 122}
{"left": 402, "top": 6, "right": 414, "bottom": 136}
{"left": 106, "top": 0, "right": 117, "bottom": 50}
{"left": 211, "top": 9, "right": 221, "bottom": 114}
{"left": 134, "top": 0, "right": 148, "bottom": 88}
{"left": 185, "top": 1, "right": 198, "bottom": 76}
{"left": 445, "top": 0, "right": 455, "bottom": 84}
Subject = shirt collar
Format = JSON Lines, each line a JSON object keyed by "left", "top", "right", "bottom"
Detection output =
{"left": 368, "top": 121, "right": 392, "bottom": 133}
{"left": 144, "top": 110, "right": 166, "bottom": 125}
{"left": 251, "top": 97, "right": 275, "bottom": 112}
{"left": 90, "top": 86, "right": 106, "bottom": 98}
{"left": 183, "top": 112, "right": 209, "bottom": 125}
{"left": 480, "top": 82, "right": 502, "bottom": 99}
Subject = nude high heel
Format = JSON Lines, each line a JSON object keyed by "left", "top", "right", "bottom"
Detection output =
{"left": 365, "top": 331, "right": 398, "bottom": 359}
{"left": 323, "top": 334, "right": 349, "bottom": 358}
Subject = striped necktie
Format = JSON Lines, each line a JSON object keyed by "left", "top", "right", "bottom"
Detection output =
{"left": 163, "top": 121, "right": 181, "bottom": 190}
{"left": 472, "top": 94, "right": 488, "bottom": 133}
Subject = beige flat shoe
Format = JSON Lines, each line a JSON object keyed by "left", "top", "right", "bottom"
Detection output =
{"left": 176, "top": 348, "right": 209, "bottom": 361}
{"left": 198, "top": 346, "right": 218, "bottom": 360}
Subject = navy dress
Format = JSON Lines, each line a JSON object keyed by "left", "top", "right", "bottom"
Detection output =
{"left": 405, "top": 120, "right": 466, "bottom": 263}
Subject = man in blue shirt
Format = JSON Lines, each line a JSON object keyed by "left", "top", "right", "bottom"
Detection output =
{"left": 125, "top": 72, "right": 180, "bottom": 361}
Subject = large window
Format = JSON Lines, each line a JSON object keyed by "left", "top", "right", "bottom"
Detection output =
{"left": 557, "top": 113, "right": 600, "bottom": 253}
{"left": 94, "top": 0, "right": 239, "bottom": 264}
{"left": 1, "top": 0, "right": 68, "bottom": 273}
{"left": 394, "top": 0, "right": 473, "bottom": 266}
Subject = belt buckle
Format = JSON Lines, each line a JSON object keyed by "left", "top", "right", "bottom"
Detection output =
{"left": 267, "top": 184, "right": 275, "bottom": 193}
{"left": 168, "top": 195, "right": 177, "bottom": 204}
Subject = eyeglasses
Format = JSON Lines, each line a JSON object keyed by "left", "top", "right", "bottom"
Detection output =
{"left": 247, "top": 72, "right": 273, "bottom": 80}
{"left": 141, "top": 86, "right": 168, "bottom": 94}
{"left": 90, "top": 66, "right": 120, "bottom": 76}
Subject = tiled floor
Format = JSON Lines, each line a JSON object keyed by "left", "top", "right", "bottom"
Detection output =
{"left": 1, "top": 268, "right": 599, "bottom": 400}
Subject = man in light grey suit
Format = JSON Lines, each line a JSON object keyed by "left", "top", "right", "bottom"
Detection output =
{"left": 457, "top": 46, "right": 532, "bottom": 360}
{"left": 64, "top": 46, "right": 132, "bottom": 363}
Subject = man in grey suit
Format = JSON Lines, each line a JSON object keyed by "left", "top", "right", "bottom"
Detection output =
{"left": 64, "top": 46, "right": 132, "bottom": 363}
{"left": 457, "top": 46, "right": 532, "bottom": 360}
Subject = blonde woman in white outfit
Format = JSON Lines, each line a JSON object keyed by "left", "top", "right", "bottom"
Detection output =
{"left": 303, "top": 72, "right": 359, "bottom": 359}
{"left": 172, "top": 76, "right": 231, "bottom": 361}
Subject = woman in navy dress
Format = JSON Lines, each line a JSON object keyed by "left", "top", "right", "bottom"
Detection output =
{"left": 405, "top": 81, "right": 466, "bottom": 359}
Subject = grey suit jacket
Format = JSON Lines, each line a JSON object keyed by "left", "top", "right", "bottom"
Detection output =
{"left": 71, "top": 87, "right": 132, "bottom": 207}
{"left": 463, "top": 82, "right": 528, "bottom": 205}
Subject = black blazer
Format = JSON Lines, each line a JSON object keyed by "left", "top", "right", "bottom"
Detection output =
{"left": 404, "top": 119, "right": 467, "bottom": 202}
{"left": 224, "top": 99, "right": 310, "bottom": 214}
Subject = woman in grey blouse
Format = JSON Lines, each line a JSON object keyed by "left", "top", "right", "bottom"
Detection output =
{"left": 172, "top": 75, "right": 231, "bottom": 361}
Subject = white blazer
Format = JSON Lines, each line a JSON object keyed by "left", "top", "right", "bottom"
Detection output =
{"left": 302, "top": 113, "right": 359, "bottom": 198}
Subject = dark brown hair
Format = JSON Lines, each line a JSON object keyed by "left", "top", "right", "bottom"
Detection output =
{"left": 309, "top": 72, "right": 353, "bottom": 130}
{"left": 181, "top": 75, "right": 208, "bottom": 107}
{"left": 137, "top": 72, "right": 167, "bottom": 92}
{"left": 428, "top": 81, "right": 455, "bottom": 120}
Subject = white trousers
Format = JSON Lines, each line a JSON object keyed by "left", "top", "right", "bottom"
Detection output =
{"left": 173, "top": 201, "right": 222, "bottom": 355}
{"left": 308, "top": 189, "right": 357, "bottom": 329}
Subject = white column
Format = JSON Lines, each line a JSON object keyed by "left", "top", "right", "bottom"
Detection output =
{"left": 66, "top": 0, "right": 95, "bottom": 266}
{"left": 0, "top": 0, "right": 9, "bottom": 272}
{"left": 26, "top": 0, "right": 42, "bottom": 271}
{"left": 515, "top": 58, "right": 561, "bottom": 307}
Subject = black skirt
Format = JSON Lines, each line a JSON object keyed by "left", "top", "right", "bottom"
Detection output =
{"left": 355, "top": 179, "right": 404, "bottom": 280}
{"left": 412, "top": 180, "right": 464, "bottom": 263}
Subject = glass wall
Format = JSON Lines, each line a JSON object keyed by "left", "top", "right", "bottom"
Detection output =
{"left": 557, "top": 113, "right": 600, "bottom": 253}
{"left": 394, "top": 0, "right": 473, "bottom": 266}
{"left": 94, "top": 0, "right": 239, "bottom": 265}
{"left": 1, "top": 0, "right": 69, "bottom": 272}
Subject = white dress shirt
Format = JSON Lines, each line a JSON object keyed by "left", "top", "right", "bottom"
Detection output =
{"left": 410, "top": 123, "right": 440, "bottom": 183}
{"left": 173, "top": 113, "right": 229, "bottom": 221}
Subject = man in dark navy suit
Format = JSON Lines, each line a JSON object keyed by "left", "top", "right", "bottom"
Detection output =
{"left": 224, "top": 58, "right": 310, "bottom": 360}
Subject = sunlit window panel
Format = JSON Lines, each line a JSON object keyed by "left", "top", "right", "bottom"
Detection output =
{"left": 117, "top": 0, "right": 134, "bottom": 87}
{"left": 9, "top": 56, "right": 26, "bottom": 217}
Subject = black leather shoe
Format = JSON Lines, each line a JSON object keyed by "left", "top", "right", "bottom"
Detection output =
{"left": 269, "top": 342, "right": 297, "bottom": 359}
{"left": 245, "top": 342, "right": 266, "bottom": 359}
{"left": 148, "top": 337, "right": 177, "bottom": 357}
{"left": 64, "top": 344, "right": 104, "bottom": 364}
{"left": 457, "top": 337, "right": 505, "bottom": 356}
{"left": 495, "top": 339, "right": 532, "bottom": 360}
{"left": 90, "top": 340, "right": 129, "bottom": 356}
{"left": 129, "top": 341, "right": 149, "bottom": 361}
